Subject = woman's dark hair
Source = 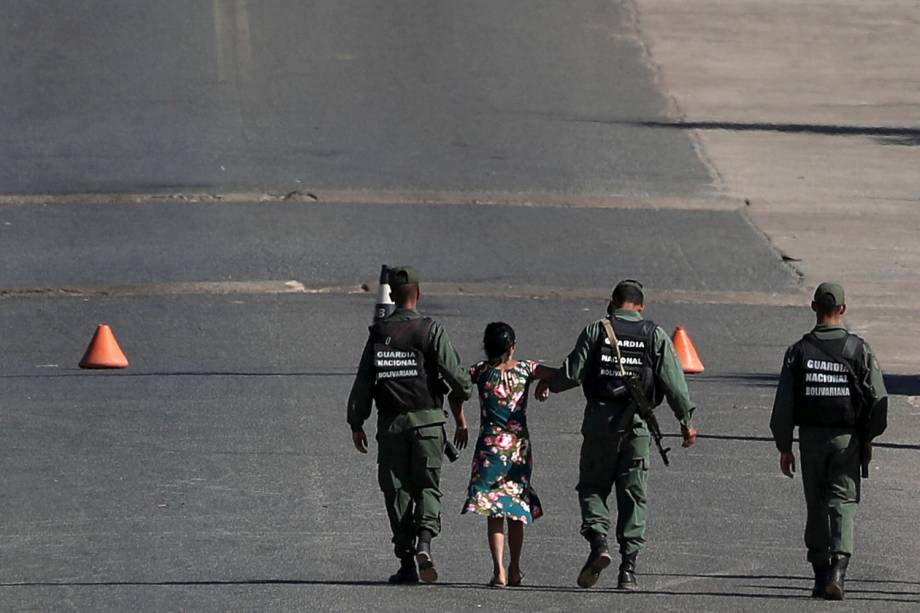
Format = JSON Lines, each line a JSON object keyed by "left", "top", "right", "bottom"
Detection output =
{"left": 483, "top": 322, "right": 516, "bottom": 362}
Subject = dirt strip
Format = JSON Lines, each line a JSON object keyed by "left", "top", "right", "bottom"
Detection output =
{"left": 0, "top": 279, "right": 806, "bottom": 307}
{"left": 0, "top": 189, "right": 741, "bottom": 211}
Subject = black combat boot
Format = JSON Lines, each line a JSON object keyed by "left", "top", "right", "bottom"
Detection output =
{"left": 388, "top": 556, "right": 419, "bottom": 584}
{"left": 811, "top": 560, "right": 830, "bottom": 598}
{"left": 577, "top": 532, "right": 612, "bottom": 588}
{"left": 617, "top": 552, "right": 638, "bottom": 590}
{"left": 824, "top": 554, "right": 849, "bottom": 600}
{"left": 415, "top": 530, "right": 438, "bottom": 583}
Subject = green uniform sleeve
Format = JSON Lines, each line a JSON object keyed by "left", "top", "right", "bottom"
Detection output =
{"left": 549, "top": 322, "right": 600, "bottom": 393}
{"left": 346, "top": 334, "right": 375, "bottom": 432}
{"left": 431, "top": 322, "right": 473, "bottom": 402}
{"left": 653, "top": 327, "right": 695, "bottom": 428}
{"left": 769, "top": 346, "right": 797, "bottom": 453}
{"left": 861, "top": 341, "right": 888, "bottom": 401}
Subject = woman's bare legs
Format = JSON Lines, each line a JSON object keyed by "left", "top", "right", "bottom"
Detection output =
{"left": 507, "top": 519, "right": 524, "bottom": 584}
{"left": 487, "top": 517, "right": 506, "bottom": 585}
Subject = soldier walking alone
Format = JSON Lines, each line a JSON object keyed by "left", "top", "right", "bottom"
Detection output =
{"left": 347, "top": 266, "right": 473, "bottom": 584}
{"left": 770, "top": 282, "right": 888, "bottom": 600}
{"left": 538, "top": 279, "right": 698, "bottom": 590}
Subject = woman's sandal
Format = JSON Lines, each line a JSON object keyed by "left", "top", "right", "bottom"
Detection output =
{"left": 508, "top": 571, "right": 524, "bottom": 587}
{"left": 488, "top": 576, "right": 507, "bottom": 589}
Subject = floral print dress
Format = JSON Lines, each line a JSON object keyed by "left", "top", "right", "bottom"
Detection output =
{"left": 462, "top": 360, "right": 543, "bottom": 523}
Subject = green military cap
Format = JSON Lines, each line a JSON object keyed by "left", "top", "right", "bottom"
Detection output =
{"left": 813, "top": 282, "right": 845, "bottom": 306}
{"left": 612, "top": 278, "right": 645, "bottom": 298}
{"left": 388, "top": 266, "right": 419, "bottom": 287}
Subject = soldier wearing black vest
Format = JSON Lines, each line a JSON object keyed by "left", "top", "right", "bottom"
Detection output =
{"left": 539, "top": 279, "right": 698, "bottom": 590}
{"left": 770, "top": 282, "right": 887, "bottom": 600}
{"left": 347, "top": 266, "right": 473, "bottom": 584}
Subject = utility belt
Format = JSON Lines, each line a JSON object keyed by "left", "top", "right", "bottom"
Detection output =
{"left": 378, "top": 406, "right": 447, "bottom": 426}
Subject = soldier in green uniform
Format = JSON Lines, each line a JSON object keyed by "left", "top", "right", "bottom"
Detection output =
{"left": 347, "top": 266, "right": 473, "bottom": 584}
{"left": 770, "top": 282, "right": 887, "bottom": 600}
{"left": 537, "top": 279, "right": 698, "bottom": 590}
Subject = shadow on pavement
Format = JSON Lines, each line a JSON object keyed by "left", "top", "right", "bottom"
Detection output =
{"left": 630, "top": 120, "right": 920, "bottom": 147}
{"left": 664, "top": 433, "right": 775, "bottom": 443}
{"left": 0, "top": 371, "right": 356, "bottom": 379}
{"left": 693, "top": 373, "right": 778, "bottom": 388}
{"left": 883, "top": 374, "right": 920, "bottom": 396}
{"left": 3, "top": 577, "right": 916, "bottom": 603}
{"left": 661, "top": 433, "right": 920, "bottom": 452}
{"left": 740, "top": 583, "right": 920, "bottom": 600}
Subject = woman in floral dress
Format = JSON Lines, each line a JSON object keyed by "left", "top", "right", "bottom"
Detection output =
{"left": 459, "top": 322, "right": 556, "bottom": 587}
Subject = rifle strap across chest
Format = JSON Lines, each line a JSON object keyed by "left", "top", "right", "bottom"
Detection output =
{"left": 600, "top": 319, "right": 629, "bottom": 378}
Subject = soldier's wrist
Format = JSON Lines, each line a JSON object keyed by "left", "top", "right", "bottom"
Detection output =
{"left": 349, "top": 423, "right": 364, "bottom": 433}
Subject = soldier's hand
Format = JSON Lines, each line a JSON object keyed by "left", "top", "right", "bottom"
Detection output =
{"left": 681, "top": 425, "right": 697, "bottom": 448}
{"left": 780, "top": 451, "right": 795, "bottom": 478}
{"left": 535, "top": 380, "right": 550, "bottom": 401}
{"left": 454, "top": 426, "right": 469, "bottom": 450}
{"left": 352, "top": 429, "right": 368, "bottom": 454}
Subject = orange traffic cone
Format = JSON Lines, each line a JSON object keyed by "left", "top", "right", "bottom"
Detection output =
{"left": 79, "top": 324, "right": 129, "bottom": 369}
{"left": 672, "top": 326, "right": 704, "bottom": 374}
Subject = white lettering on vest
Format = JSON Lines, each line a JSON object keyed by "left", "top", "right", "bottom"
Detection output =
{"left": 603, "top": 338, "right": 646, "bottom": 349}
{"left": 376, "top": 350, "right": 414, "bottom": 360}
{"left": 804, "top": 386, "right": 850, "bottom": 397}
{"left": 377, "top": 368, "right": 420, "bottom": 380}
{"left": 804, "top": 372, "right": 848, "bottom": 384}
{"left": 805, "top": 359, "right": 847, "bottom": 373}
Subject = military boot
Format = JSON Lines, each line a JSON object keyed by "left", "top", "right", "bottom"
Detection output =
{"left": 388, "top": 556, "right": 419, "bottom": 584}
{"left": 617, "top": 552, "right": 638, "bottom": 590}
{"left": 824, "top": 554, "right": 849, "bottom": 600}
{"left": 415, "top": 533, "right": 438, "bottom": 583}
{"left": 577, "top": 533, "right": 612, "bottom": 588}
{"left": 811, "top": 561, "right": 830, "bottom": 598}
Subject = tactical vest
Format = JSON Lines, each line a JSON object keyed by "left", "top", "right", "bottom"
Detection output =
{"left": 793, "top": 333, "right": 865, "bottom": 428}
{"left": 371, "top": 317, "right": 442, "bottom": 414}
{"left": 584, "top": 317, "right": 657, "bottom": 404}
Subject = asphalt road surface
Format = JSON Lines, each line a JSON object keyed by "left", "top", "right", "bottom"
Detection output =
{"left": 2, "top": 2, "right": 919, "bottom": 613}
{"left": 2, "top": 202, "right": 919, "bottom": 612}
{"left": 0, "top": 202, "right": 792, "bottom": 292}
{"left": 1, "top": 0, "right": 712, "bottom": 196}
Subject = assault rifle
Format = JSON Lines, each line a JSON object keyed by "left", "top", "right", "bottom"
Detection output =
{"left": 601, "top": 320, "right": 671, "bottom": 466}
{"left": 621, "top": 373, "right": 671, "bottom": 466}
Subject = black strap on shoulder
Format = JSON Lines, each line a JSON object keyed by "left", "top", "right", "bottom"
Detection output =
{"left": 842, "top": 334, "right": 862, "bottom": 361}
{"left": 640, "top": 320, "right": 656, "bottom": 339}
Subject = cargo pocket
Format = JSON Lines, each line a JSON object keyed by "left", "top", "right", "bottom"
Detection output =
{"left": 415, "top": 426, "right": 444, "bottom": 463}
{"left": 412, "top": 426, "right": 444, "bottom": 488}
